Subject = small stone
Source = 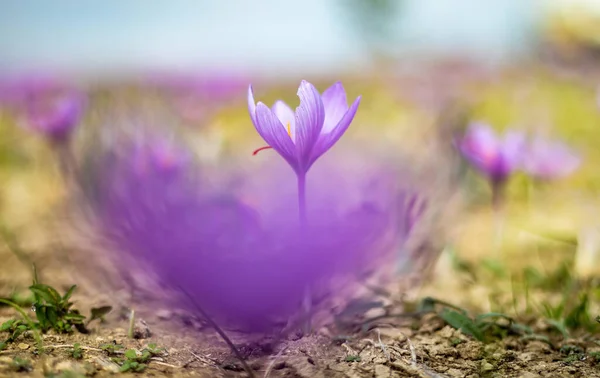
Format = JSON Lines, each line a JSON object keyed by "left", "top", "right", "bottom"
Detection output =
{"left": 525, "top": 341, "right": 551, "bottom": 354}
{"left": 17, "top": 343, "right": 29, "bottom": 350}
{"left": 55, "top": 361, "right": 81, "bottom": 373}
{"left": 156, "top": 309, "right": 172, "bottom": 320}
{"left": 518, "top": 372, "right": 540, "bottom": 378}
{"left": 438, "top": 325, "right": 455, "bottom": 339}
{"left": 457, "top": 343, "right": 482, "bottom": 360}
{"left": 446, "top": 368, "right": 465, "bottom": 378}
{"left": 364, "top": 307, "right": 386, "bottom": 319}
{"left": 379, "top": 327, "right": 413, "bottom": 340}
{"left": 133, "top": 319, "right": 152, "bottom": 339}
{"left": 93, "top": 357, "right": 120, "bottom": 373}
{"left": 481, "top": 360, "right": 494, "bottom": 372}
{"left": 518, "top": 352, "right": 536, "bottom": 362}
{"left": 0, "top": 356, "right": 13, "bottom": 365}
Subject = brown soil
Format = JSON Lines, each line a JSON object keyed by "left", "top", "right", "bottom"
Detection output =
{"left": 1, "top": 262, "right": 600, "bottom": 378}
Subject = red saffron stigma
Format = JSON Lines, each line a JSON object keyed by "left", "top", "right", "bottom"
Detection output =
{"left": 252, "top": 146, "right": 273, "bottom": 156}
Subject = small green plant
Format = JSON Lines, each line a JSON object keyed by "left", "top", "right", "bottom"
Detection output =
{"left": 0, "top": 298, "right": 43, "bottom": 353}
{"left": 344, "top": 355, "right": 361, "bottom": 362}
{"left": 11, "top": 356, "right": 32, "bottom": 372}
{"left": 87, "top": 306, "right": 112, "bottom": 326}
{"left": 100, "top": 342, "right": 124, "bottom": 356}
{"left": 71, "top": 343, "right": 83, "bottom": 359}
{"left": 29, "top": 283, "right": 86, "bottom": 334}
{"left": 419, "top": 297, "right": 546, "bottom": 344}
{"left": 450, "top": 337, "right": 464, "bottom": 346}
{"left": 119, "top": 349, "right": 149, "bottom": 373}
{"left": 144, "top": 343, "right": 165, "bottom": 356}
{"left": 103, "top": 343, "right": 166, "bottom": 373}
{"left": 560, "top": 344, "right": 586, "bottom": 364}
{"left": 588, "top": 351, "right": 600, "bottom": 364}
{"left": 0, "top": 319, "right": 29, "bottom": 350}
{"left": 0, "top": 276, "right": 112, "bottom": 352}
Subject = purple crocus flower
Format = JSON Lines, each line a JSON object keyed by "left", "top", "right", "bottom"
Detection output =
{"left": 0, "top": 76, "right": 86, "bottom": 142}
{"left": 457, "top": 122, "right": 526, "bottom": 184}
{"left": 522, "top": 137, "right": 580, "bottom": 180}
{"left": 248, "top": 80, "right": 361, "bottom": 176}
{"left": 76, "top": 133, "right": 426, "bottom": 333}
{"left": 24, "top": 89, "right": 86, "bottom": 142}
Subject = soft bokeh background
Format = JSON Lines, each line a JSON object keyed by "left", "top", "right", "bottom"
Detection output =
{"left": 0, "top": 0, "right": 544, "bottom": 76}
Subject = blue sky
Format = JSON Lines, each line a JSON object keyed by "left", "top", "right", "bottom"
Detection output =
{"left": 0, "top": 0, "right": 538, "bottom": 77}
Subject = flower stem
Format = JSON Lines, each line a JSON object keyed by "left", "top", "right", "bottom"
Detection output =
{"left": 491, "top": 181, "right": 506, "bottom": 259}
{"left": 297, "top": 173, "right": 307, "bottom": 228}
{"left": 297, "top": 172, "right": 311, "bottom": 335}
{"left": 51, "top": 138, "right": 76, "bottom": 184}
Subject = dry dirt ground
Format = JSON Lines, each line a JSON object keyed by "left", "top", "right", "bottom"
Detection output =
{"left": 1, "top": 245, "right": 600, "bottom": 378}
{"left": 2, "top": 299, "right": 600, "bottom": 378}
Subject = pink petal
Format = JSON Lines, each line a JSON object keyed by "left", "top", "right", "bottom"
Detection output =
{"left": 294, "top": 80, "right": 325, "bottom": 168}
{"left": 321, "top": 81, "right": 348, "bottom": 133}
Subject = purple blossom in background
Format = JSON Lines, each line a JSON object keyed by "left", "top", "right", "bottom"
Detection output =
{"left": 457, "top": 122, "right": 526, "bottom": 185}
{"left": 0, "top": 75, "right": 86, "bottom": 142}
{"left": 78, "top": 134, "right": 422, "bottom": 332}
{"left": 25, "top": 90, "right": 86, "bottom": 142}
{"left": 522, "top": 137, "right": 580, "bottom": 180}
{"left": 248, "top": 80, "right": 361, "bottom": 176}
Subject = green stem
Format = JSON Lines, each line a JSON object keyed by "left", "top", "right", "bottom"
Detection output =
{"left": 127, "top": 309, "right": 135, "bottom": 339}
{"left": 0, "top": 299, "right": 43, "bottom": 353}
{"left": 491, "top": 181, "right": 506, "bottom": 258}
{"left": 51, "top": 138, "right": 76, "bottom": 185}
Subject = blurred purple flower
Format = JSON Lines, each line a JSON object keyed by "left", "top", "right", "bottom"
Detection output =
{"left": 457, "top": 122, "right": 526, "bottom": 184}
{"left": 248, "top": 80, "right": 361, "bottom": 176}
{"left": 0, "top": 75, "right": 86, "bottom": 142}
{"left": 77, "top": 134, "right": 422, "bottom": 332}
{"left": 24, "top": 90, "right": 86, "bottom": 141}
{"left": 522, "top": 137, "right": 580, "bottom": 180}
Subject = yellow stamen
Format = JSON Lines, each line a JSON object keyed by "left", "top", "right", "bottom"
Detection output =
{"left": 287, "top": 122, "right": 292, "bottom": 138}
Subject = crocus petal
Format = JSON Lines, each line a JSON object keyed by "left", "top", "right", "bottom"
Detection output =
{"left": 523, "top": 139, "right": 581, "bottom": 179}
{"left": 25, "top": 91, "right": 86, "bottom": 140}
{"left": 247, "top": 85, "right": 258, "bottom": 125}
{"left": 500, "top": 131, "right": 527, "bottom": 171}
{"left": 321, "top": 81, "right": 348, "bottom": 133}
{"left": 294, "top": 80, "right": 325, "bottom": 169}
{"left": 309, "top": 96, "right": 361, "bottom": 169}
{"left": 458, "top": 123, "right": 501, "bottom": 172}
{"left": 254, "top": 102, "right": 298, "bottom": 170}
{"left": 271, "top": 100, "right": 296, "bottom": 143}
